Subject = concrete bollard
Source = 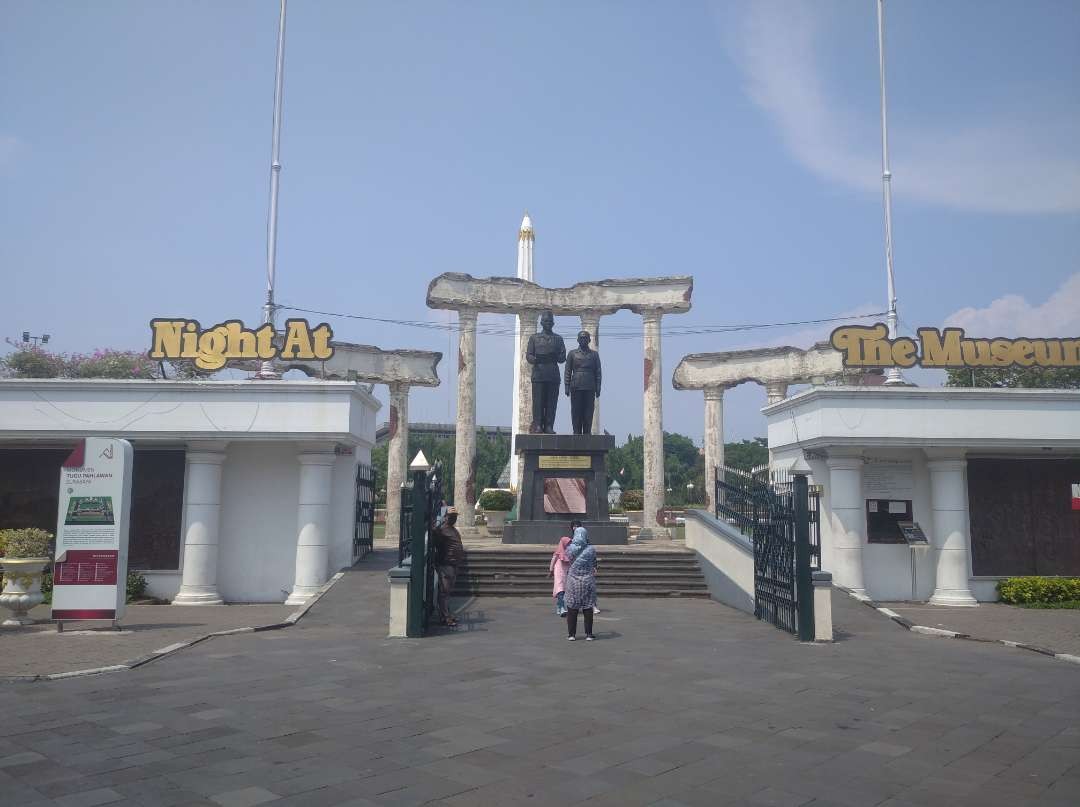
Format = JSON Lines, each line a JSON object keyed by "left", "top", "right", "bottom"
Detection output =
{"left": 812, "top": 570, "right": 834, "bottom": 642}
{"left": 388, "top": 566, "right": 411, "bottom": 638}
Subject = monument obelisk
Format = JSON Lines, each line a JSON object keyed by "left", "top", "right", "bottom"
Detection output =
{"left": 509, "top": 212, "right": 534, "bottom": 492}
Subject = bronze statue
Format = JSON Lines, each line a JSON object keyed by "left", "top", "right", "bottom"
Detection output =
{"left": 564, "top": 330, "right": 601, "bottom": 434}
{"left": 526, "top": 310, "right": 565, "bottom": 434}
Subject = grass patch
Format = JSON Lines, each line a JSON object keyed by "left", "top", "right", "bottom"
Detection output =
{"left": 1014, "top": 600, "right": 1080, "bottom": 610}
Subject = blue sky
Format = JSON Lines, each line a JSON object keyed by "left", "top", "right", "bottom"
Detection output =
{"left": 3, "top": 1, "right": 1078, "bottom": 444}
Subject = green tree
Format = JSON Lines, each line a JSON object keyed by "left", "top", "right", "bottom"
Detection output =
{"left": 368, "top": 432, "right": 510, "bottom": 507}
{"left": 723, "top": 437, "right": 769, "bottom": 470}
{"left": 946, "top": 366, "right": 1080, "bottom": 389}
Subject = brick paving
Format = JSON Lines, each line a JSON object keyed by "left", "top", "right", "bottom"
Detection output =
{"left": 2, "top": 604, "right": 294, "bottom": 678}
{"left": 0, "top": 549, "right": 1078, "bottom": 806}
{"left": 880, "top": 601, "right": 1080, "bottom": 657}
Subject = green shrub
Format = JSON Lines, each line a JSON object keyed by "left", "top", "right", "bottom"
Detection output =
{"left": 621, "top": 489, "right": 644, "bottom": 511}
{"left": 478, "top": 489, "right": 514, "bottom": 511}
{"left": 997, "top": 577, "right": 1080, "bottom": 604}
{"left": 126, "top": 570, "right": 149, "bottom": 602}
{"left": 0, "top": 528, "right": 54, "bottom": 558}
{"left": 41, "top": 571, "right": 53, "bottom": 604}
{"left": 609, "top": 504, "right": 624, "bottom": 514}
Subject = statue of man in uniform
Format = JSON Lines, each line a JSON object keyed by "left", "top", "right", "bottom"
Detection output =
{"left": 526, "top": 310, "right": 566, "bottom": 433}
{"left": 564, "top": 330, "right": 601, "bottom": 435}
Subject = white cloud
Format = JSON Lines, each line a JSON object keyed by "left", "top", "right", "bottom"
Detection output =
{"left": 944, "top": 272, "right": 1080, "bottom": 336}
{"left": 725, "top": 1, "right": 1080, "bottom": 214}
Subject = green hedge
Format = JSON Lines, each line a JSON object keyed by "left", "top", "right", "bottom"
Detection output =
{"left": 621, "top": 489, "right": 644, "bottom": 511}
{"left": 478, "top": 489, "right": 514, "bottom": 511}
{"left": 997, "top": 577, "right": 1080, "bottom": 604}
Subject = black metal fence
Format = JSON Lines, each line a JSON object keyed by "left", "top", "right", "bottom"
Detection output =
{"left": 397, "top": 462, "right": 445, "bottom": 636}
{"left": 353, "top": 463, "right": 376, "bottom": 560}
{"left": 714, "top": 464, "right": 816, "bottom": 639}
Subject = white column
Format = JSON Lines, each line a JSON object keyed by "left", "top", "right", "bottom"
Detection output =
{"left": 511, "top": 311, "right": 536, "bottom": 492}
{"left": 286, "top": 446, "right": 337, "bottom": 606}
{"left": 580, "top": 311, "right": 601, "bottom": 434}
{"left": 825, "top": 454, "right": 867, "bottom": 596}
{"left": 384, "top": 382, "right": 409, "bottom": 549}
{"left": 927, "top": 452, "right": 977, "bottom": 606}
{"left": 765, "top": 381, "right": 789, "bottom": 405}
{"left": 173, "top": 441, "right": 228, "bottom": 605}
{"left": 454, "top": 308, "right": 478, "bottom": 531}
{"left": 641, "top": 311, "right": 666, "bottom": 538}
{"left": 703, "top": 387, "right": 724, "bottom": 512}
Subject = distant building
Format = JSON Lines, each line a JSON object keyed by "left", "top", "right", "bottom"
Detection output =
{"left": 374, "top": 421, "right": 511, "bottom": 446}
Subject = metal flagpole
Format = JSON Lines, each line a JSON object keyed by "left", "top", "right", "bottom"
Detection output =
{"left": 877, "top": 0, "right": 905, "bottom": 385}
{"left": 257, "top": 0, "right": 288, "bottom": 379}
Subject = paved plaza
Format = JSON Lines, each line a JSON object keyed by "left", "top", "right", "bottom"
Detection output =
{"left": 1, "top": 551, "right": 1079, "bottom": 807}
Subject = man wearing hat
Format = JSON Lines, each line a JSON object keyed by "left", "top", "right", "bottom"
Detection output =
{"left": 432, "top": 506, "right": 465, "bottom": 626}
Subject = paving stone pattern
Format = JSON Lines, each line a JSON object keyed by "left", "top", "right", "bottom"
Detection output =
{"left": 2, "top": 604, "right": 294, "bottom": 677}
{"left": 882, "top": 601, "right": 1080, "bottom": 657}
{"left": 1, "top": 550, "right": 1078, "bottom": 806}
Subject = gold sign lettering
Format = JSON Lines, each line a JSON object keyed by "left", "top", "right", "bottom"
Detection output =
{"left": 149, "top": 318, "right": 334, "bottom": 370}
{"left": 830, "top": 324, "right": 1080, "bottom": 369}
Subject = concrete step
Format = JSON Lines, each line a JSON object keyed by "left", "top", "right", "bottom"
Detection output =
{"left": 452, "top": 546, "right": 709, "bottom": 598}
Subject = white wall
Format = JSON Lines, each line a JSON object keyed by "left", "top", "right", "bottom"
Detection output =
{"left": 683, "top": 509, "right": 755, "bottom": 614}
{"left": 218, "top": 443, "right": 303, "bottom": 603}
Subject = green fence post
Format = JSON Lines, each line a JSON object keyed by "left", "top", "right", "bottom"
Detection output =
{"left": 793, "top": 472, "right": 815, "bottom": 642}
{"left": 406, "top": 468, "right": 427, "bottom": 638}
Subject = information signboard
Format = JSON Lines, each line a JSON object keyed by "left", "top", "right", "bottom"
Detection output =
{"left": 897, "top": 521, "right": 929, "bottom": 546}
{"left": 51, "top": 438, "right": 134, "bottom": 622}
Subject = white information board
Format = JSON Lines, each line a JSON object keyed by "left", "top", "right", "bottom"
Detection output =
{"left": 51, "top": 438, "right": 133, "bottom": 622}
{"left": 862, "top": 459, "right": 914, "bottom": 501}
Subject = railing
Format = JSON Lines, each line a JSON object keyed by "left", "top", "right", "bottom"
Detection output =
{"left": 716, "top": 465, "right": 820, "bottom": 571}
{"left": 353, "top": 463, "right": 376, "bottom": 560}
{"left": 397, "top": 461, "right": 444, "bottom": 635}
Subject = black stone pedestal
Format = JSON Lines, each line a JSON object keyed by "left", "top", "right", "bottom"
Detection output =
{"left": 502, "top": 433, "right": 628, "bottom": 545}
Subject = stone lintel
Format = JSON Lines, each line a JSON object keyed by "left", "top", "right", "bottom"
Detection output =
{"left": 426, "top": 272, "right": 693, "bottom": 316}
{"left": 672, "top": 342, "right": 854, "bottom": 391}
{"left": 280, "top": 342, "right": 442, "bottom": 387}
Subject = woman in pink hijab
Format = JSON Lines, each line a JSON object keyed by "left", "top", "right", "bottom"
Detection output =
{"left": 548, "top": 519, "right": 580, "bottom": 616}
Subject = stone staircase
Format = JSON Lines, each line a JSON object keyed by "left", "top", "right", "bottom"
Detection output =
{"left": 453, "top": 547, "right": 709, "bottom": 598}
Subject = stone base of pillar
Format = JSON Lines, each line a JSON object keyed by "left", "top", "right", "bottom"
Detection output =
{"left": 285, "top": 586, "right": 320, "bottom": 606}
{"left": 636, "top": 527, "right": 669, "bottom": 542}
{"left": 172, "top": 588, "right": 224, "bottom": 606}
{"left": 388, "top": 567, "right": 410, "bottom": 638}
{"left": 928, "top": 589, "right": 978, "bottom": 607}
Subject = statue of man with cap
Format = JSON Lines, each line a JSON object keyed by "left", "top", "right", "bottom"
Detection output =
{"left": 526, "top": 310, "right": 566, "bottom": 433}
{"left": 564, "top": 330, "right": 601, "bottom": 435}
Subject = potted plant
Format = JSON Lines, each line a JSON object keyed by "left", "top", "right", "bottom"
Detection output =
{"left": 0, "top": 528, "right": 54, "bottom": 626}
{"left": 478, "top": 489, "right": 514, "bottom": 535}
{"left": 621, "top": 489, "right": 644, "bottom": 531}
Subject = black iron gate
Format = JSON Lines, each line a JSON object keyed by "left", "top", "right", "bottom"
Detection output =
{"left": 353, "top": 463, "right": 376, "bottom": 560}
{"left": 398, "top": 461, "right": 444, "bottom": 636}
{"left": 715, "top": 466, "right": 815, "bottom": 639}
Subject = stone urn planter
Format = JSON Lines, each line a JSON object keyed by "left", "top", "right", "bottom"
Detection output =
{"left": 484, "top": 511, "right": 507, "bottom": 535}
{"left": 0, "top": 558, "right": 50, "bottom": 626}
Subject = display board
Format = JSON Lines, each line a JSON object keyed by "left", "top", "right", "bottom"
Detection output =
{"left": 862, "top": 460, "right": 914, "bottom": 500}
{"left": 897, "top": 521, "right": 929, "bottom": 545}
{"left": 51, "top": 438, "right": 133, "bottom": 622}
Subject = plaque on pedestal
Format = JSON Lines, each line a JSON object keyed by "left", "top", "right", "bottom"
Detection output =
{"left": 502, "top": 433, "right": 628, "bottom": 545}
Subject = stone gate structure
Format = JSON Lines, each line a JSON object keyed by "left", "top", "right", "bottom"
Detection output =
{"left": 427, "top": 272, "right": 693, "bottom": 537}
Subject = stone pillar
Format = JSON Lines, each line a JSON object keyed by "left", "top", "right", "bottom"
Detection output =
{"left": 825, "top": 454, "right": 867, "bottom": 596}
{"left": 513, "top": 311, "right": 537, "bottom": 491}
{"left": 703, "top": 387, "right": 725, "bottom": 512}
{"left": 927, "top": 452, "right": 977, "bottom": 606}
{"left": 174, "top": 442, "right": 228, "bottom": 605}
{"left": 765, "top": 381, "right": 789, "bottom": 404}
{"left": 641, "top": 311, "right": 666, "bottom": 539}
{"left": 286, "top": 446, "right": 337, "bottom": 605}
{"left": 812, "top": 571, "right": 834, "bottom": 641}
{"left": 454, "top": 308, "right": 478, "bottom": 530}
{"left": 579, "top": 311, "right": 601, "bottom": 434}
{"left": 384, "top": 382, "right": 409, "bottom": 549}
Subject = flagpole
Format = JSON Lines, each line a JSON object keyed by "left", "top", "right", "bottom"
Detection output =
{"left": 257, "top": 0, "right": 288, "bottom": 379}
{"left": 877, "top": 0, "right": 905, "bottom": 385}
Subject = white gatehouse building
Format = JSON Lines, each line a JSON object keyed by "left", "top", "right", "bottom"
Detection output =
{"left": 0, "top": 379, "right": 379, "bottom": 604}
